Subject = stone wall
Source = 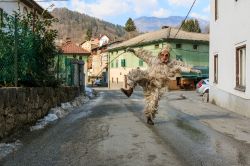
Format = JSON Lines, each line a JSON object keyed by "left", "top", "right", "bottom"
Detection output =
{"left": 0, "top": 87, "right": 80, "bottom": 139}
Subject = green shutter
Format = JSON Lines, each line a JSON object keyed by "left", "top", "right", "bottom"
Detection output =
{"left": 121, "top": 59, "right": 126, "bottom": 67}
{"left": 139, "top": 59, "right": 143, "bottom": 66}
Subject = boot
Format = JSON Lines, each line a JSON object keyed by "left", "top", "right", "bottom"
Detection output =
{"left": 147, "top": 117, "right": 154, "bottom": 125}
{"left": 120, "top": 87, "right": 133, "bottom": 97}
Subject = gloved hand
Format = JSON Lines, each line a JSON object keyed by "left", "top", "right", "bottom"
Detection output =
{"left": 126, "top": 47, "right": 135, "bottom": 54}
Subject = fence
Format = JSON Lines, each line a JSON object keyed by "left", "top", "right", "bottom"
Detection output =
{"left": 0, "top": 12, "right": 84, "bottom": 87}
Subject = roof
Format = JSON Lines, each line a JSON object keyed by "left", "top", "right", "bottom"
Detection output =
{"left": 108, "top": 27, "right": 209, "bottom": 51}
{"left": 61, "top": 41, "right": 91, "bottom": 55}
{"left": 20, "top": 0, "right": 53, "bottom": 18}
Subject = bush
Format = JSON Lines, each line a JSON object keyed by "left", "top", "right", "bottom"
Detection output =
{"left": 0, "top": 11, "right": 60, "bottom": 87}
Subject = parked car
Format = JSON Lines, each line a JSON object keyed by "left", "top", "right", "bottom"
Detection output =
{"left": 196, "top": 78, "right": 209, "bottom": 95}
{"left": 94, "top": 79, "right": 102, "bottom": 86}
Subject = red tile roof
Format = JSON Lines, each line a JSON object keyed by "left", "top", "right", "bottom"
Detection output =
{"left": 61, "top": 41, "right": 90, "bottom": 55}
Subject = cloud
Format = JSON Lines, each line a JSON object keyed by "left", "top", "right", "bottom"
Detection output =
{"left": 87, "top": 0, "right": 129, "bottom": 18}
{"left": 39, "top": 0, "right": 130, "bottom": 18}
{"left": 203, "top": 4, "right": 210, "bottom": 13}
{"left": 190, "top": 12, "right": 209, "bottom": 20}
{"left": 130, "top": 0, "right": 158, "bottom": 15}
{"left": 168, "top": 0, "right": 194, "bottom": 6}
{"left": 152, "top": 8, "right": 171, "bottom": 18}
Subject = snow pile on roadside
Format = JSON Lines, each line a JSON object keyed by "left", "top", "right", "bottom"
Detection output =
{"left": 0, "top": 88, "right": 97, "bottom": 160}
{"left": 30, "top": 88, "right": 96, "bottom": 131}
{"left": 85, "top": 86, "right": 97, "bottom": 98}
{"left": 0, "top": 140, "right": 22, "bottom": 160}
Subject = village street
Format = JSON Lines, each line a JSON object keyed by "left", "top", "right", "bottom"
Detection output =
{"left": 1, "top": 89, "right": 250, "bottom": 166}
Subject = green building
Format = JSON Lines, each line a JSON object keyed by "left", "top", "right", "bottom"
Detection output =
{"left": 59, "top": 40, "right": 90, "bottom": 86}
{"left": 107, "top": 27, "right": 209, "bottom": 89}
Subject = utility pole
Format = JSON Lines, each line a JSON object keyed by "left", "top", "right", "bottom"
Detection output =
{"left": 14, "top": 14, "right": 18, "bottom": 87}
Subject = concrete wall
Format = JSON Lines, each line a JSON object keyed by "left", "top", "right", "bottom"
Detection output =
{"left": 209, "top": 0, "right": 250, "bottom": 116}
{"left": 210, "top": 86, "right": 250, "bottom": 118}
{"left": 0, "top": 87, "right": 80, "bottom": 139}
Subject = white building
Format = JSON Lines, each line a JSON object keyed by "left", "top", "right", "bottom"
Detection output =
{"left": 210, "top": 0, "right": 250, "bottom": 117}
{"left": 99, "top": 35, "right": 109, "bottom": 47}
{"left": 0, "top": 0, "right": 52, "bottom": 18}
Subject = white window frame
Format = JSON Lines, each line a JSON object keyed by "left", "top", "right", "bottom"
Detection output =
{"left": 214, "top": 54, "right": 218, "bottom": 84}
{"left": 235, "top": 45, "right": 246, "bottom": 91}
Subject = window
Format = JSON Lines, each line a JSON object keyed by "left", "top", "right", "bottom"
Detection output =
{"left": 214, "top": 54, "right": 218, "bottom": 83}
{"left": 111, "top": 62, "right": 114, "bottom": 68}
{"left": 0, "top": 8, "right": 3, "bottom": 27}
{"left": 193, "top": 45, "right": 198, "bottom": 50}
{"left": 121, "top": 59, "right": 126, "bottom": 67}
{"left": 176, "top": 55, "right": 183, "bottom": 61}
{"left": 115, "top": 59, "right": 118, "bottom": 68}
{"left": 139, "top": 59, "right": 143, "bottom": 66}
{"left": 155, "top": 44, "right": 159, "bottom": 49}
{"left": 176, "top": 44, "right": 182, "bottom": 49}
{"left": 215, "top": 0, "right": 218, "bottom": 21}
{"left": 116, "top": 77, "right": 119, "bottom": 84}
{"left": 236, "top": 45, "right": 246, "bottom": 91}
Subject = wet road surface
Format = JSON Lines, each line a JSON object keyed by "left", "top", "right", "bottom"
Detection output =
{"left": 1, "top": 90, "right": 250, "bottom": 166}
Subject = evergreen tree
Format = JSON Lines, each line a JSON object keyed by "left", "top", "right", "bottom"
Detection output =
{"left": 125, "top": 18, "right": 136, "bottom": 32}
{"left": 86, "top": 28, "right": 92, "bottom": 40}
{"left": 181, "top": 19, "right": 201, "bottom": 33}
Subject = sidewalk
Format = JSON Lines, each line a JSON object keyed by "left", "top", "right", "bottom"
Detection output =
{"left": 163, "top": 91, "right": 250, "bottom": 144}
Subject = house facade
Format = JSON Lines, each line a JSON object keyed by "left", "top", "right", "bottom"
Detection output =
{"left": 210, "top": 0, "right": 250, "bottom": 117}
{"left": 99, "top": 35, "right": 109, "bottom": 47}
{"left": 107, "top": 27, "right": 209, "bottom": 90}
{"left": 0, "top": 0, "right": 52, "bottom": 18}
{"left": 88, "top": 45, "right": 109, "bottom": 85}
{"left": 61, "top": 40, "right": 91, "bottom": 86}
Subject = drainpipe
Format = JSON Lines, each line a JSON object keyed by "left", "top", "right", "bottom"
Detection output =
{"left": 108, "top": 52, "right": 110, "bottom": 89}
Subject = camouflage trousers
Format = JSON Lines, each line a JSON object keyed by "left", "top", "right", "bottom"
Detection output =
{"left": 127, "top": 69, "right": 168, "bottom": 119}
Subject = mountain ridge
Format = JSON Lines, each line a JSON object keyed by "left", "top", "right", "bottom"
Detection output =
{"left": 134, "top": 16, "right": 209, "bottom": 33}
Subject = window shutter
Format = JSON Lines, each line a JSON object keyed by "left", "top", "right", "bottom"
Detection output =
{"left": 121, "top": 59, "right": 126, "bottom": 67}
{"left": 236, "top": 50, "right": 239, "bottom": 86}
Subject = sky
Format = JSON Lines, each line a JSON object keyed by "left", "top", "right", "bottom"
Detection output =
{"left": 38, "top": 0, "right": 210, "bottom": 26}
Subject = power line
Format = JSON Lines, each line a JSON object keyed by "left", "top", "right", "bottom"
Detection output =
{"left": 0, "top": 0, "right": 68, "bottom": 2}
{"left": 33, "top": 0, "right": 68, "bottom": 1}
{"left": 173, "top": 0, "right": 197, "bottom": 38}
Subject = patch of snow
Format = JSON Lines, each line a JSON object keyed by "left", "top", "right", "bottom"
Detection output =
{"left": 85, "top": 86, "right": 97, "bottom": 98}
{"left": 30, "top": 113, "right": 58, "bottom": 131}
{"left": 61, "top": 102, "right": 74, "bottom": 111}
{"left": 30, "top": 88, "right": 96, "bottom": 132}
{"left": 0, "top": 140, "right": 22, "bottom": 160}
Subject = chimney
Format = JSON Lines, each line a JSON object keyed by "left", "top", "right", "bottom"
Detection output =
{"left": 66, "top": 37, "right": 71, "bottom": 43}
{"left": 161, "top": 26, "right": 169, "bottom": 29}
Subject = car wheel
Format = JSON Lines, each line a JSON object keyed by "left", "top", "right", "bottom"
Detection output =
{"left": 202, "top": 92, "right": 209, "bottom": 103}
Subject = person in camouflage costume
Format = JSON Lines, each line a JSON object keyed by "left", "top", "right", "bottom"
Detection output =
{"left": 121, "top": 44, "right": 200, "bottom": 125}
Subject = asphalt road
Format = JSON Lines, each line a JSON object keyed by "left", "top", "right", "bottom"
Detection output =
{"left": 1, "top": 90, "right": 250, "bottom": 166}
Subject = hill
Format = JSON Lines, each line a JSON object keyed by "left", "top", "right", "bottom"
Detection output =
{"left": 51, "top": 8, "right": 130, "bottom": 43}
